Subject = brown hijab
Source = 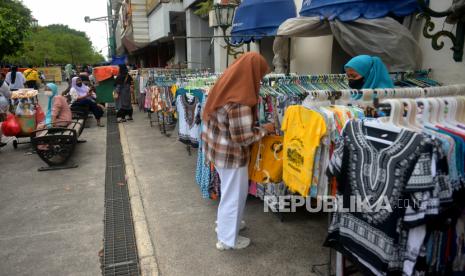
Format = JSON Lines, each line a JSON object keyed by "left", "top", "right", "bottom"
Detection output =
{"left": 202, "top": 52, "right": 269, "bottom": 121}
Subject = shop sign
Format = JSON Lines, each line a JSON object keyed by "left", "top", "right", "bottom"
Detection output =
{"left": 36, "top": 67, "right": 63, "bottom": 82}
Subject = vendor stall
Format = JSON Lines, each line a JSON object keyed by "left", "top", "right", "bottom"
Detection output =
{"left": 5, "top": 89, "right": 42, "bottom": 148}
{"left": 93, "top": 66, "right": 119, "bottom": 103}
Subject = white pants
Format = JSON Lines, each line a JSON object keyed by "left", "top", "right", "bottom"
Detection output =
{"left": 216, "top": 165, "right": 249, "bottom": 247}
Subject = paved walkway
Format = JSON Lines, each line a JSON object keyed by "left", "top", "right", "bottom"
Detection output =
{"left": 1, "top": 91, "right": 330, "bottom": 275}
{"left": 121, "top": 109, "right": 329, "bottom": 276}
{"left": 0, "top": 85, "right": 105, "bottom": 276}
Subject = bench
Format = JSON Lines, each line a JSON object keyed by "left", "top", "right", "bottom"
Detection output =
{"left": 70, "top": 105, "right": 90, "bottom": 130}
{"left": 31, "top": 118, "right": 86, "bottom": 171}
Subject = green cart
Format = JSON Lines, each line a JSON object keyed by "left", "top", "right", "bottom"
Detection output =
{"left": 95, "top": 77, "right": 115, "bottom": 103}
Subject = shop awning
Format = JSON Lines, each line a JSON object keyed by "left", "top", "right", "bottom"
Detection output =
{"left": 299, "top": 0, "right": 422, "bottom": 21}
{"left": 231, "top": 0, "right": 297, "bottom": 44}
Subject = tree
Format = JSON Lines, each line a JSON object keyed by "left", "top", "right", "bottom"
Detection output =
{"left": 0, "top": 0, "right": 32, "bottom": 61}
{"left": 5, "top": 25, "right": 105, "bottom": 66}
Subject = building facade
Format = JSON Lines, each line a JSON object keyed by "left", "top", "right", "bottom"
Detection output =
{"left": 110, "top": 0, "right": 464, "bottom": 84}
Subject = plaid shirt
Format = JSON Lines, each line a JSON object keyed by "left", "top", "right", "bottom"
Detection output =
{"left": 202, "top": 103, "right": 266, "bottom": 168}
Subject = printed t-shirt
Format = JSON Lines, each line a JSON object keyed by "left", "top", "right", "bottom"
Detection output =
{"left": 281, "top": 105, "right": 327, "bottom": 196}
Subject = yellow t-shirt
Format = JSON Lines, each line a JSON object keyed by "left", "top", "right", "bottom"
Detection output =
{"left": 281, "top": 105, "right": 327, "bottom": 196}
{"left": 24, "top": 69, "right": 39, "bottom": 82}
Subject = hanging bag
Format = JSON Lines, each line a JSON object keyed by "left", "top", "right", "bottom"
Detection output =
{"left": 248, "top": 135, "right": 284, "bottom": 184}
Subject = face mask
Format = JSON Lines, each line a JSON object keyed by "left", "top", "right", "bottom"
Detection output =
{"left": 44, "top": 90, "right": 53, "bottom": 97}
{"left": 77, "top": 83, "right": 82, "bottom": 87}
{"left": 348, "top": 78, "right": 364, "bottom": 90}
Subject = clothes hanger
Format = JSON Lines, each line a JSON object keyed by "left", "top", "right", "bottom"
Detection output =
{"left": 416, "top": 98, "right": 436, "bottom": 128}
{"left": 362, "top": 99, "right": 403, "bottom": 146}
{"left": 457, "top": 97, "right": 465, "bottom": 123}
{"left": 400, "top": 98, "right": 422, "bottom": 132}
{"left": 446, "top": 97, "right": 459, "bottom": 124}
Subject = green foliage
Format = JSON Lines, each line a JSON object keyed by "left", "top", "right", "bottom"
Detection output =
{"left": 194, "top": 0, "right": 213, "bottom": 18}
{"left": 0, "top": 0, "right": 32, "bottom": 61}
{"left": 5, "top": 25, "right": 105, "bottom": 66}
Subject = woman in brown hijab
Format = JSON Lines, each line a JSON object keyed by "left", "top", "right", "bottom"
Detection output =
{"left": 202, "top": 52, "right": 275, "bottom": 250}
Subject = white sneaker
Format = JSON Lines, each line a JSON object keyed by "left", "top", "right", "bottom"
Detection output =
{"left": 215, "top": 220, "right": 246, "bottom": 233}
{"left": 216, "top": 236, "right": 251, "bottom": 250}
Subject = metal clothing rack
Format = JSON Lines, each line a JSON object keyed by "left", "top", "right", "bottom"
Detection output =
{"left": 144, "top": 71, "right": 218, "bottom": 155}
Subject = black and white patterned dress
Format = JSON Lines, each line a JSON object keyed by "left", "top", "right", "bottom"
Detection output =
{"left": 325, "top": 120, "right": 436, "bottom": 275}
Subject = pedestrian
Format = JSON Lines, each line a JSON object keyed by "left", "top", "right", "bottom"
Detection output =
{"left": 23, "top": 66, "right": 39, "bottom": 89}
{"left": 344, "top": 55, "right": 394, "bottom": 89}
{"left": 114, "top": 64, "right": 133, "bottom": 123}
{"left": 0, "top": 73, "right": 11, "bottom": 147}
{"left": 201, "top": 52, "right": 275, "bottom": 250}
{"left": 79, "top": 65, "right": 91, "bottom": 86}
{"left": 70, "top": 77, "right": 104, "bottom": 127}
{"left": 5, "top": 66, "right": 26, "bottom": 91}
{"left": 65, "top": 64, "right": 73, "bottom": 83}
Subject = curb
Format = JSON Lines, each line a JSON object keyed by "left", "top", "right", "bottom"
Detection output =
{"left": 119, "top": 124, "right": 159, "bottom": 276}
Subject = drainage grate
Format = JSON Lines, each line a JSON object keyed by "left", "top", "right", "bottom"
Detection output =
{"left": 102, "top": 109, "right": 140, "bottom": 276}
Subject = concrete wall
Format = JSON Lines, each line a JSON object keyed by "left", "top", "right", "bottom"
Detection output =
{"left": 290, "top": 36, "right": 334, "bottom": 74}
{"left": 115, "top": 19, "right": 123, "bottom": 52}
{"left": 285, "top": 0, "right": 333, "bottom": 74}
{"left": 186, "top": 9, "right": 214, "bottom": 70}
{"left": 148, "top": 2, "right": 184, "bottom": 42}
{"left": 183, "top": 0, "right": 197, "bottom": 9}
{"left": 415, "top": 0, "right": 465, "bottom": 84}
{"left": 259, "top": 38, "right": 275, "bottom": 69}
{"left": 174, "top": 39, "right": 187, "bottom": 64}
{"left": 213, "top": 28, "right": 228, "bottom": 72}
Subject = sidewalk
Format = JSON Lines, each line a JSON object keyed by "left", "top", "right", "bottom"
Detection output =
{"left": 0, "top": 86, "right": 105, "bottom": 276}
{"left": 121, "top": 109, "right": 329, "bottom": 276}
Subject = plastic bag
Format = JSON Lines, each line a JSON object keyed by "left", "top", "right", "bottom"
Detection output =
{"left": 1, "top": 114, "right": 21, "bottom": 136}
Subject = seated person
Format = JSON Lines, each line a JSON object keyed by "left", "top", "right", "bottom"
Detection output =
{"left": 88, "top": 85, "right": 106, "bottom": 112}
{"left": 70, "top": 77, "right": 104, "bottom": 127}
{"left": 79, "top": 71, "right": 91, "bottom": 86}
{"left": 37, "top": 83, "right": 72, "bottom": 129}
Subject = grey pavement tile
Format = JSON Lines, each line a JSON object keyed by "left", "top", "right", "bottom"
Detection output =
{"left": 0, "top": 84, "right": 105, "bottom": 276}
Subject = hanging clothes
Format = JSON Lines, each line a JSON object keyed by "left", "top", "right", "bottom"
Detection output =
{"left": 281, "top": 105, "right": 327, "bottom": 196}
{"left": 176, "top": 94, "right": 201, "bottom": 148}
{"left": 196, "top": 96, "right": 211, "bottom": 199}
{"left": 324, "top": 119, "right": 439, "bottom": 275}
